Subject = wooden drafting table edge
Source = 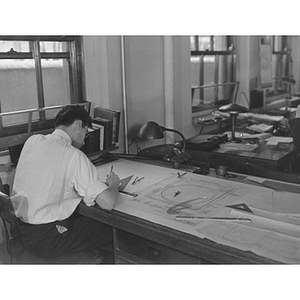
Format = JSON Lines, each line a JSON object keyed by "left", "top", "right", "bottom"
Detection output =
{"left": 78, "top": 203, "right": 280, "bottom": 264}
{"left": 85, "top": 158, "right": 287, "bottom": 263}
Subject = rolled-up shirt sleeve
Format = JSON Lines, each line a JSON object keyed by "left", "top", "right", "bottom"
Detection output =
{"left": 69, "top": 151, "right": 108, "bottom": 206}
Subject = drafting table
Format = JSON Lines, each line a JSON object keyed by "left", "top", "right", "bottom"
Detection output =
{"left": 78, "top": 159, "right": 300, "bottom": 264}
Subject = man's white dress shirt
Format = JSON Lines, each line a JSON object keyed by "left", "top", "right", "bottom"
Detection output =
{"left": 11, "top": 129, "right": 107, "bottom": 224}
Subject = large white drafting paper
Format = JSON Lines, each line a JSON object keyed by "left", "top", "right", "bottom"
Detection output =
{"left": 97, "top": 160, "right": 300, "bottom": 263}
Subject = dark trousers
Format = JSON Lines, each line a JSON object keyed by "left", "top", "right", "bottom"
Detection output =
{"left": 18, "top": 211, "right": 114, "bottom": 263}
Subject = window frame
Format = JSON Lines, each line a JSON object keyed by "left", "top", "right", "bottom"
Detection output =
{"left": 265, "top": 35, "right": 292, "bottom": 101}
{"left": 190, "top": 35, "right": 236, "bottom": 113}
{"left": 0, "top": 35, "right": 86, "bottom": 138}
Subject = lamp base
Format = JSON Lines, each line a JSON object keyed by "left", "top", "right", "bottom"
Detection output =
{"left": 173, "top": 161, "right": 180, "bottom": 169}
{"left": 229, "top": 137, "right": 243, "bottom": 143}
{"left": 138, "top": 144, "right": 180, "bottom": 159}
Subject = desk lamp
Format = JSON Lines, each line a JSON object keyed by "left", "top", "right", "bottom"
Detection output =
{"left": 137, "top": 121, "right": 190, "bottom": 167}
{"left": 219, "top": 103, "right": 249, "bottom": 142}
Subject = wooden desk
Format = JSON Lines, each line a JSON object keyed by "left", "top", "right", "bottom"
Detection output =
{"left": 77, "top": 159, "right": 300, "bottom": 264}
{"left": 187, "top": 141, "right": 298, "bottom": 174}
{"left": 78, "top": 202, "right": 278, "bottom": 264}
{"left": 191, "top": 116, "right": 299, "bottom": 175}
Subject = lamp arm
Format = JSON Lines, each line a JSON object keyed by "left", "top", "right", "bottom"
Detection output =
{"left": 161, "top": 127, "right": 187, "bottom": 152}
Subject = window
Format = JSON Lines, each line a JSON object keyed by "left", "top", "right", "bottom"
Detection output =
{"left": 0, "top": 36, "right": 86, "bottom": 139}
{"left": 190, "top": 36, "right": 236, "bottom": 113}
{"left": 263, "top": 36, "right": 293, "bottom": 100}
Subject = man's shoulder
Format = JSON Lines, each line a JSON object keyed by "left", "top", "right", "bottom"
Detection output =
{"left": 68, "top": 146, "right": 89, "bottom": 161}
{"left": 23, "top": 134, "right": 46, "bottom": 148}
{"left": 69, "top": 149, "right": 95, "bottom": 174}
{"left": 27, "top": 133, "right": 51, "bottom": 142}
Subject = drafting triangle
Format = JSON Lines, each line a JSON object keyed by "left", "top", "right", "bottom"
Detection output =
{"left": 226, "top": 203, "right": 253, "bottom": 213}
{"left": 119, "top": 175, "right": 134, "bottom": 191}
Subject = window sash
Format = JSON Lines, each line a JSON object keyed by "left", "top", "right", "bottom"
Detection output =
{"left": 191, "top": 40, "right": 236, "bottom": 112}
{"left": 0, "top": 102, "right": 90, "bottom": 137}
{"left": 0, "top": 36, "right": 85, "bottom": 136}
{"left": 264, "top": 36, "right": 291, "bottom": 99}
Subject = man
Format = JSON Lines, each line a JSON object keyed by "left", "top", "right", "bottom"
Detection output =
{"left": 11, "top": 105, "right": 120, "bottom": 263}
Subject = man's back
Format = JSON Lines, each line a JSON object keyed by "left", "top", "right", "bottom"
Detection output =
{"left": 9, "top": 105, "right": 118, "bottom": 261}
{"left": 12, "top": 130, "right": 83, "bottom": 224}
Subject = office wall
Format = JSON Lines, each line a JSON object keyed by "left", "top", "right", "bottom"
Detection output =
{"left": 83, "top": 36, "right": 124, "bottom": 150}
{"left": 83, "top": 35, "right": 300, "bottom": 155}
{"left": 235, "top": 36, "right": 260, "bottom": 107}
{"left": 123, "top": 36, "right": 165, "bottom": 153}
{"left": 235, "top": 36, "right": 300, "bottom": 105}
{"left": 83, "top": 36, "right": 194, "bottom": 155}
{"left": 173, "top": 37, "right": 194, "bottom": 140}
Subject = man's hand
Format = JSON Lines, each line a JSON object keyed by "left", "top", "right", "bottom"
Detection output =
{"left": 106, "top": 172, "right": 120, "bottom": 189}
{"left": 96, "top": 171, "right": 120, "bottom": 210}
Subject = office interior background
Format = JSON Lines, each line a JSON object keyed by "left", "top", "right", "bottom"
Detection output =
{"left": 1, "top": 34, "right": 300, "bottom": 300}
{"left": 1, "top": 35, "right": 300, "bottom": 156}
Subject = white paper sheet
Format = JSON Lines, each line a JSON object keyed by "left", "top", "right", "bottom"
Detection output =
{"left": 97, "top": 160, "right": 300, "bottom": 263}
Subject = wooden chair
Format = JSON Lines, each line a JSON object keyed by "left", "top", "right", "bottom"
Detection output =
{"left": 0, "top": 179, "right": 103, "bottom": 264}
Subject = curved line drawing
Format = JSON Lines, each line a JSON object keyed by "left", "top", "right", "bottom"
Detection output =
{"left": 164, "top": 185, "right": 216, "bottom": 214}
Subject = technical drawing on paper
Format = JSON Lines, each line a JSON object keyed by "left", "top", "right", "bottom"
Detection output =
{"left": 102, "top": 160, "right": 300, "bottom": 263}
{"left": 122, "top": 173, "right": 251, "bottom": 219}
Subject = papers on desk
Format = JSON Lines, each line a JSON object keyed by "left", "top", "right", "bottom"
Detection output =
{"left": 95, "top": 160, "right": 300, "bottom": 263}
{"left": 240, "top": 112, "right": 284, "bottom": 123}
{"left": 251, "top": 113, "right": 284, "bottom": 123}
{"left": 265, "top": 136, "right": 293, "bottom": 146}
{"left": 218, "top": 142, "right": 258, "bottom": 152}
{"left": 279, "top": 106, "right": 297, "bottom": 112}
{"left": 96, "top": 160, "right": 300, "bottom": 263}
{"left": 246, "top": 123, "right": 273, "bottom": 133}
{"left": 223, "top": 131, "right": 272, "bottom": 140}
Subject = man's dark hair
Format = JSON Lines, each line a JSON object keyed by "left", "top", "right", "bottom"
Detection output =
{"left": 54, "top": 105, "right": 92, "bottom": 128}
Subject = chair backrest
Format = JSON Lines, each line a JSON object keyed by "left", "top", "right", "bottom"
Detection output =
{"left": 0, "top": 177, "right": 10, "bottom": 196}
{"left": 0, "top": 180, "right": 19, "bottom": 228}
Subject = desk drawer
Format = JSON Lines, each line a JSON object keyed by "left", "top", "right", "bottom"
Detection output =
{"left": 114, "top": 229, "right": 208, "bottom": 264}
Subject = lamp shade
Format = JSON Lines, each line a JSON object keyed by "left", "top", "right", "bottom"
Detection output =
{"left": 137, "top": 121, "right": 164, "bottom": 139}
{"left": 137, "top": 121, "right": 190, "bottom": 165}
{"left": 219, "top": 103, "right": 249, "bottom": 115}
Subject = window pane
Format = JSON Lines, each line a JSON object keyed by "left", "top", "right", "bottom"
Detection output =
{"left": 191, "top": 56, "right": 201, "bottom": 86}
{"left": 203, "top": 87, "right": 215, "bottom": 105}
{"left": 41, "top": 58, "right": 71, "bottom": 119}
{"left": 274, "top": 36, "right": 284, "bottom": 52}
{"left": 190, "top": 36, "right": 197, "bottom": 51}
{"left": 198, "top": 36, "right": 211, "bottom": 51}
{"left": 203, "top": 57, "right": 215, "bottom": 85}
{"left": 214, "top": 36, "right": 227, "bottom": 51}
{"left": 0, "top": 40, "right": 30, "bottom": 52}
{"left": 0, "top": 59, "right": 38, "bottom": 126}
{"left": 40, "top": 41, "right": 68, "bottom": 52}
{"left": 192, "top": 86, "right": 215, "bottom": 107}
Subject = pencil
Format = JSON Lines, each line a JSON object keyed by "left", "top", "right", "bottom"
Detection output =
{"left": 131, "top": 176, "right": 144, "bottom": 184}
{"left": 134, "top": 176, "right": 144, "bottom": 183}
{"left": 110, "top": 165, "right": 113, "bottom": 174}
{"left": 175, "top": 216, "right": 251, "bottom": 222}
{"left": 119, "top": 190, "right": 137, "bottom": 197}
